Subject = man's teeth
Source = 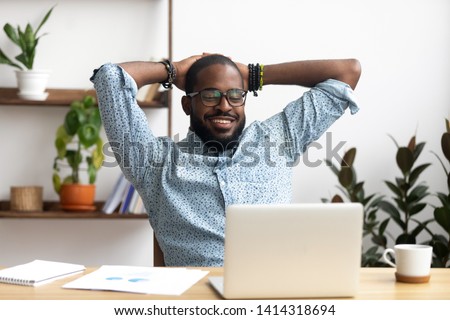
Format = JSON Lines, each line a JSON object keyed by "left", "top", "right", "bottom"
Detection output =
{"left": 212, "top": 119, "right": 231, "bottom": 124}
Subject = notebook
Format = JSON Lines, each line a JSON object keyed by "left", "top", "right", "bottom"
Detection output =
{"left": 0, "top": 260, "right": 86, "bottom": 286}
{"left": 209, "top": 203, "right": 363, "bottom": 299}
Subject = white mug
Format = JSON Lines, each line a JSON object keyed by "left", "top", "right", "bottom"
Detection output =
{"left": 382, "top": 244, "right": 432, "bottom": 283}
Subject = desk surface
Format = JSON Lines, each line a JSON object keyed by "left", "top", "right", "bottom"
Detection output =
{"left": 1, "top": 267, "right": 449, "bottom": 300}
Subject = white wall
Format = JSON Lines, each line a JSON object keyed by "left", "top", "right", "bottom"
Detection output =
{"left": 0, "top": 0, "right": 169, "bottom": 201}
{"left": 1, "top": 0, "right": 449, "bottom": 265}
{"left": 0, "top": 219, "right": 153, "bottom": 267}
{"left": 0, "top": 0, "right": 168, "bottom": 266}
{"left": 171, "top": 0, "right": 450, "bottom": 242}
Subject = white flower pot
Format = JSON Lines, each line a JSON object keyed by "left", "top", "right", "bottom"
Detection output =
{"left": 15, "top": 69, "right": 51, "bottom": 100}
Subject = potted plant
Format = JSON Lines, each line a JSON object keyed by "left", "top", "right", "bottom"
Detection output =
{"left": 429, "top": 119, "right": 450, "bottom": 267}
{"left": 0, "top": 6, "right": 55, "bottom": 100}
{"left": 378, "top": 135, "right": 431, "bottom": 245}
{"left": 323, "top": 148, "right": 388, "bottom": 266}
{"left": 52, "top": 95, "right": 104, "bottom": 211}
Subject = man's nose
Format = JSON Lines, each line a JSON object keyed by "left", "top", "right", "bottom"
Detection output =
{"left": 215, "top": 95, "right": 233, "bottom": 112}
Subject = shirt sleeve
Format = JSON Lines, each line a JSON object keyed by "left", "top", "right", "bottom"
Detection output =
{"left": 90, "top": 63, "right": 165, "bottom": 188}
{"left": 280, "top": 78, "right": 359, "bottom": 155}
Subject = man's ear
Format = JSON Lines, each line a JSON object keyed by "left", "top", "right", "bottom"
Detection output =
{"left": 181, "top": 95, "right": 192, "bottom": 116}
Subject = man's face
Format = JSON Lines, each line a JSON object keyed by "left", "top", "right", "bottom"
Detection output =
{"left": 183, "top": 64, "right": 246, "bottom": 151}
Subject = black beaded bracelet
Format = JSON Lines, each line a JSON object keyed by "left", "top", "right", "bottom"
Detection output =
{"left": 248, "top": 63, "right": 261, "bottom": 96}
{"left": 159, "top": 59, "right": 176, "bottom": 89}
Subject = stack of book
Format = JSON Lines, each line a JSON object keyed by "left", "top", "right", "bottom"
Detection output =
{"left": 102, "top": 175, "right": 146, "bottom": 214}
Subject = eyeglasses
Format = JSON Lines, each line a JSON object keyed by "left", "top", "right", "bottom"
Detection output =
{"left": 187, "top": 88, "right": 247, "bottom": 107}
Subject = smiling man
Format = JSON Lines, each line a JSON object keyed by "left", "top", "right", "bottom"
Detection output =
{"left": 182, "top": 56, "right": 247, "bottom": 153}
{"left": 91, "top": 54, "right": 361, "bottom": 266}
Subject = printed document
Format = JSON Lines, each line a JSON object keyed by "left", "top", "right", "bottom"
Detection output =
{"left": 63, "top": 265, "right": 209, "bottom": 295}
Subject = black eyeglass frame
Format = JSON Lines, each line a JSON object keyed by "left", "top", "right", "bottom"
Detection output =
{"left": 187, "top": 88, "right": 248, "bottom": 107}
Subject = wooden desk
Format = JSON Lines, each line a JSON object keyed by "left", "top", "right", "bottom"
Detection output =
{"left": 1, "top": 267, "right": 449, "bottom": 300}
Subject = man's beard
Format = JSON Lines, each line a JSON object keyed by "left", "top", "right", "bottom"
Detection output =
{"left": 190, "top": 111, "right": 245, "bottom": 153}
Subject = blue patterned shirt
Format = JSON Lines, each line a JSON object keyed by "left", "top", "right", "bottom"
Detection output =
{"left": 91, "top": 63, "right": 359, "bottom": 266}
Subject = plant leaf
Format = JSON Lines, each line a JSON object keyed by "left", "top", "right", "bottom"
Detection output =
{"left": 409, "top": 163, "right": 431, "bottom": 186}
{"left": 54, "top": 137, "right": 66, "bottom": 159}
{"left": 394, "top": 197, "right": 407, "bottom": 213}
{"left": 353, "top": 181, "right": 364, "bottom": 194}
{"left": 396, "top": 147, "right": 414, "bottom": 175}
{"left": 413, "top": 142, "right": 426, "bottom": 162}
{"left": 395, "top": 177, "right": 408, "bottom": 191}
{"left": 341, "top": 147, "right": 356, "bottom": 167}
{"left": 325, "top": 159, "right": 340, "bottom": 177}
{"left": 431, "top": 151, "right": 449, "bottom": 177}
{"left": 52, "top": 172, "right": 61, "bottom": 194}
{"left": 64, "top": 109, "right": 81, "bottom": 135}
{"left": 378, "top": 200, "right": 406, "bottom": 229}
{"left": 0, "top": 49, "right": 23, "bottom": 69}
{"left": 92, "top": 139, "right": 104, "bottom": 170}
{"left": 3, "top": 23, "right": 19, "bottom": 45}
{"left": 379, "top": 218, "right": 390, "bottom": 235}
{"left": 87, "top": 161, "right": 96, "bottom": 184}
{"left": 407, "top": 184, "right": 429, "bottom": 203}
{"left": 411, "top": 219, "right": 431, "bottom": 237}
{"left": 448, "top": 172, "right": 450, "bottom": 192}
{"left": 34, "top": 6, "right": 55, "bottom": 37}
{"left": 55, "top": 125, "right": 72, "bottom": 144}
{"left": 371, "top": 234, "right": 387, "bottom": 247}
{"left": 409, "top": 203, "right": 427, "bottom": 216}
{"left": 66, "top": 150, "right": 82, "bottom": 173}
{"left": 407, "top": 136, "right": 416, "bottom": 152}
{"left": 78, "top": 123, "right": 99, "bottom": 148}
{"left": 434, "top": 207, "right": 450, "bottom": 234}
{"left": 87, "top": 107, "right": 102, "bottom": 129}
{"left": 441, "top": 132, "right": 450, "bottom": 163}
{"left": 338, "top": 166, "right": 353, "bottom": 188}
{"left": 15, "top": 52, "right": 31, "bottom": 70}
{"left": 436, "top": 192, "right": 450, "bottom": 207}
{"left": 83, "top": 95, "right": 96, "bottom": 108}
{"left": 396, "top": 233, "right": 416, "bottom": 244}
{"left": 331, "top": 194, "right": 344, "bottom": 203}
{"left": 385, "top": 181, "right": 403, "bottom": 198}
{"left": 432, "top": 240, "right": 449, "bottom": 266}
{"left": 387, "top": 134, "right": 399, "bottom": 148}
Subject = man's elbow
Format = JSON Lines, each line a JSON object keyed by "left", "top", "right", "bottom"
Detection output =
{"left": 345, "top": 59, "right": 362, "bottom": 90}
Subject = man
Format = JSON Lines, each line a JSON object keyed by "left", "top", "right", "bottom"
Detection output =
{"left": 91, "top": 54, "right": 361, "bottom": 266}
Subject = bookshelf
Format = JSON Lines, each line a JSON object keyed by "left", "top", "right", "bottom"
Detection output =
{"left": 0, "top": 201, "right": 147, "bottom": 219}
{"left": 0, "top": 0, "right": 173, "bottom": 220}
{"left": 0, "top": 88, "right": 166, "bottom": 109}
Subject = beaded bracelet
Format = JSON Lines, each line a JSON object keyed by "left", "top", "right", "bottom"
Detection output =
{"left": 159, "top": 59, "right": 176, "bottom": 89}
{"left": 248, "top": 64, "right": 253, "bottom": 92}
{"left": 248, "top": 63, "right": 263, "bottom": 96}
{"left": 259, "top": 64, "right": 264, "bottom": 91}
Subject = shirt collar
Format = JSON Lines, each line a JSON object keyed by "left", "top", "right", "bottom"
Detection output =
{"left": 177, "top": 130, "right": 237, "bottom": 157}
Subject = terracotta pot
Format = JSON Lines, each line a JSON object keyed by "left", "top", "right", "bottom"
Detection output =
{"left": 59, "top": 184, "right": 96, "bottom": 211}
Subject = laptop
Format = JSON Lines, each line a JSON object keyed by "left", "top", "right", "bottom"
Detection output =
{"left": 209, "top": 203, "right": 363, "bottom": 299}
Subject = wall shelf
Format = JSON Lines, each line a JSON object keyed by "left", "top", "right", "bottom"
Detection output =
{"left": 0, "top": 87, "right": 166, "bottom": 109}
{"left": 0, "top": 201, "right": 147, "bottom": 219}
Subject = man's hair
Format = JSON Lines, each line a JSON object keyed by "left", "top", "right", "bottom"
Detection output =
{"left": 185, "top": 54, "right": 243, "bottom": 94}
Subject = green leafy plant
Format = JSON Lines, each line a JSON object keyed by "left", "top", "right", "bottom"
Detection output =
{"left": 322, "top": 148, "right": 388, "bottom": 266}
{"left": 52, "top": 96, "right": 104, "bottom": 193}
{"left": 378, "top": 135, "right": 432, "bottom": 245}
{"left": 0, "top": 6, "right": 55, "bottom": 70}
{"left": 429, "top": 119, "right": 450, "bottom": 267}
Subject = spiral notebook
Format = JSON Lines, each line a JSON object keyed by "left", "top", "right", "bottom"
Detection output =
{"left": 0, "top": 260, "right": 86, "bottom": 286}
